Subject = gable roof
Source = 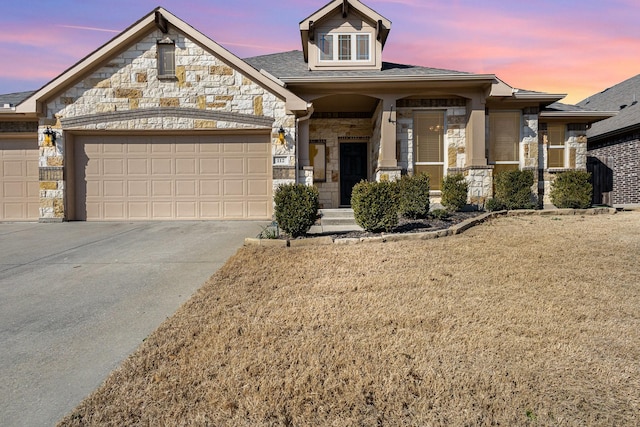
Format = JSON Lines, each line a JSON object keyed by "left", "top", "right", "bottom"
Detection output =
{"left": 577, "top": 74, "right": 640, "bottom": 139}
{"left": 299, "top": 0, "right": 391, "bottom": 62}
{"left": 0, "top": 91, "right": 35, "bottom": 108}
{"left": 16, "top": 8, "right": 308, "bottom": 115}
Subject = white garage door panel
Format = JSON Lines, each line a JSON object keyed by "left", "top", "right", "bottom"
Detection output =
{"left": 0, "top": 139, "right": 39, "bottom": 221}
{"left": 75, "top": 134, "right": 272, "bottom": 220}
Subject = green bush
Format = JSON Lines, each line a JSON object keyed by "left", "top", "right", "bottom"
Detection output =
{"left": 441, "top": 173, "right": 468, "bottom": 212}
{"left": 484, "top": 198, "right": 505, "bottom": 212}
{"left": 429, "top": 208, "right": 450, "bottom": 220}
{"left": 550, "top": 170, "right": 592, "bottom": 209}
{"left": 494, "top": 169, "right": 536, "bottom": 210}
{"left": 273, "top": 183, "right": 319, "bottom": 237}
{"left": 351, "top": 180, "right": 399, "bottom": 232}
{"left": 398, "top": 173, "right": 430, "bottom": 219}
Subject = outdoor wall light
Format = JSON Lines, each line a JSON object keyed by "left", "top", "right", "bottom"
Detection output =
{"left": 43, "top": 127, "right": 57, "bottom": 147}
{"left": 278, "top": 127, "right": 286, "bottom": 144}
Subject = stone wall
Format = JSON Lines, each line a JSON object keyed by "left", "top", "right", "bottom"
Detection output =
{"left": 308, "top": 118, "right": 372, "bottom": 208}
{"left": 538, "top": 122, "right": 588, "bottom": 206}
{"left": 396, "top": 98, "right": 468, "bottom": 175}
{"left": 37, "top": 27, "right": 295, "bottom": 220}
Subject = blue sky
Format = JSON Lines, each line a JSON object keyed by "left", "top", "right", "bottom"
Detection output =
{"left": 1, "top": 0, "right": 639, "bottom": 103}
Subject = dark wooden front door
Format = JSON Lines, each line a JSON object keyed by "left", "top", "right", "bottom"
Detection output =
{"left": 340, "top": 143, "right": 368, "bottom": 206}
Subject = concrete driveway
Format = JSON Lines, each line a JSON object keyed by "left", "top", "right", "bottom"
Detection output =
{"left": 0, "top": 220, "right": 264, "bottom": 427}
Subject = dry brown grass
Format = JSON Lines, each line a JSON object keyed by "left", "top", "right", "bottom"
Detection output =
{"left": 59, "top": 213, "right": 640, "bottom": 426}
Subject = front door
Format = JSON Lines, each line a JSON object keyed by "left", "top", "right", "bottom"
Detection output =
{"left": 340, "top": 142, "right": 368, "bottom": 206}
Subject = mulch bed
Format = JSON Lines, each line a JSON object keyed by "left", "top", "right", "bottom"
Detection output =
{"left": 310, "top": 211, "right": 484, "bottom": 240}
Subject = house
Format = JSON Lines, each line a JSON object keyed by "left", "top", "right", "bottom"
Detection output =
{"left": 577, "top": 75, "right": 640, "bottom": 207}
{"left": 0, "top": 0, "right": 614, "bottom": 222}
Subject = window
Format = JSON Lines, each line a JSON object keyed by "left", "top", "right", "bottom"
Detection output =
{"left": 489, "top": 111, "right": 520, "bottom": 175}
{"left": 319, "top": 33, "right": 333, "bottom": 61}
{"left": 309, "top": 141, "right": 326, "bottom": 182}
{"left": 414, "top": 111, "right": 446, "bottom": 190}
{"left": 157, "top": 39, "right": 175, "bottom": 77}
{"left": 547, "top": 123, "right": 566, "bottom": 168}
{"left": 318, "top": 33, "right": 370, "bottom": 62}
{"left": 356, "top": 35, "right": 369, "bottom": 60}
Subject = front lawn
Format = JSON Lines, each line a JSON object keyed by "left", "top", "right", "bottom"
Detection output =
{"left": 59, "top": 213, "right": 640, "bottom": 426}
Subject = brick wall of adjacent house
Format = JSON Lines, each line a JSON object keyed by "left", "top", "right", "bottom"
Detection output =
{"left": 37, "top": 28, "right": 295, "bottom": 220}
{"left": 308, "top": 118, "right": 372, "bottom": 208}
{"left": 588, "top": 133, "right": 640, "bottom": 205}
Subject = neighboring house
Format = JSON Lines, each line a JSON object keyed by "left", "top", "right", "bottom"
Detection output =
{"left": 0, "top": 0, "right": 614, "bottom": 222}
{"left": 577, "top": 75, "right": 640, "bottom": 207}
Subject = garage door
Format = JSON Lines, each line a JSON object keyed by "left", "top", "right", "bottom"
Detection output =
{"left": 0, "top": 138, "right": 39, "bottom": 221}
{"left": 74, "top": 134, "right": 272, "bottom": 220}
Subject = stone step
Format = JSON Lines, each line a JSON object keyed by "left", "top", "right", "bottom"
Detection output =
{"left": 319, "top": 208, "right": 356, "bottom": 219}
{"left": 308, "top": 208, "right": 363, "bottom": 234}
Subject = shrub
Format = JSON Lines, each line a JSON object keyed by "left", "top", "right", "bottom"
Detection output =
{"left": 398, "top": 173, "right": 430, "bottom": 219}
{"left": 484, "top": 198, "right": 506, "bottom": 212}
{"left": 429, "top": 208, "right": 451, "bottom": 220}
{"left": 441, "top": 173, "right": 468, "bottom": 212}
{"left": 351, "top": 180, "right": 399, "bottom": 232}
{"left": 273, "top": 183, "right": 319, "bottom": 237}
{"left": 550, "top": 170, "right": 593, "bottom": 209}
{"left": 494, "top": 169, "right": 536, "bottom": 210}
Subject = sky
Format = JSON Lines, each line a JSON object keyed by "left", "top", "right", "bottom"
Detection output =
{"left": 1, "top": 0, "right": 639, "bottom": 104}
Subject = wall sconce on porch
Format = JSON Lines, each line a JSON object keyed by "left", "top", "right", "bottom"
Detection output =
{"left": 278, "top": 127, "right": 286, "bottom": 144}
{"left": 43, "top": 127, "right": 57, "bottom": 147}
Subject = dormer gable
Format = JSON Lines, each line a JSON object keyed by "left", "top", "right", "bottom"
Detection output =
{"left": 299, "top": 0, "right": 391, "bottom": 71}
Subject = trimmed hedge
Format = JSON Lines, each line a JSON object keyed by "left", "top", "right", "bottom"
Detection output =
{"left": 398, "top": 173, "right": 430, "bottom": 219}
{"left": 351, "top": 180, "right": 399, "bottom": 232}
{"left": 550, "top": 170, "right": 593, "bottom": 209}
{"left": 274, "top": 183, "right": 319, "bottom": 237}
{"left": 494, "top": 169, "right": 536, "bottom": 210}
{"left": 441, "top": 173, "right": 468, "bottom": 212}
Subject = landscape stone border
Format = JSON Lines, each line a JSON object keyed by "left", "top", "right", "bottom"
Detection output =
{"left": 244, "top": 207, "right": 617, "bottom": 247}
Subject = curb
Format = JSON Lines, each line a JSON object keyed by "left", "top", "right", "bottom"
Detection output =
{"left": 244, "top": 207, "right": 618, "bottom": 248}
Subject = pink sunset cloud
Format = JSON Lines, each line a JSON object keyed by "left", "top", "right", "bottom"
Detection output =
{"left": 0, "top": 0, "right": 638, "bottom": 105}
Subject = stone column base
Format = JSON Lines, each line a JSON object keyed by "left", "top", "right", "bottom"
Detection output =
{"left": 450, "top": 166, "right": 494, "bottom": 207}
{"left": 301, "top": 166, "right": 314, "bottom": 186}
{"left": 375, "top": 167, "right": 401, "bottom": 182}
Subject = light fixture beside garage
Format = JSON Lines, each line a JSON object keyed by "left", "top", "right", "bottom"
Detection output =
{"left": 43, "top": 127, "right": 58, "bottom": 147}
{"left": 278, "top": 126, "right": 286, "bottom": 144}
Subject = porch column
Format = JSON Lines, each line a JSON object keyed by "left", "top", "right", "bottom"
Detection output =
{"left": 298, "top": 118, "right": 310, "bottom": 167}
{"left": 379, "top": 96, "right": 397, "bottom": 169}
{"left": 466, "top": 95, "right": 487, "bottom": 167}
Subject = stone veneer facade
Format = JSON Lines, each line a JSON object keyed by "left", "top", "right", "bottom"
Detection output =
{"left": 308, "top": 117, "right": 373, "bottom": 208}
{"left": 37, "top": 28, "right": 296, "bottom": 220}
{"left": 539, "top": 122, "right": 588, "bottom": 206}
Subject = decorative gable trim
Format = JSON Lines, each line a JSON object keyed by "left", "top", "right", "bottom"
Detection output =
{"left": 60, "top": 107, "right": 274, "bottom": 130}
{"left": 17, "top": 8, "right": 309, "bottom": 116}
{"left": 299, "top": 0, "right": 391, "bottom": 63}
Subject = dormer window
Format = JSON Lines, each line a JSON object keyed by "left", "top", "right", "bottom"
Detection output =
{"left": 318, "top": 32, "right": 371, "bottom": 62}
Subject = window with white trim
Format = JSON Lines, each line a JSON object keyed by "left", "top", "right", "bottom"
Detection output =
{"left": 414, "top": 111, "right": 446, "bottom": 190}
{"left": 157, "top": 39, "right": 175, "bottom": 78}
{"left": 547, "top": 123, "right": 566, "bottom": 168}
{"left": 318, "top": 33, "right": 370, "bottom": 62}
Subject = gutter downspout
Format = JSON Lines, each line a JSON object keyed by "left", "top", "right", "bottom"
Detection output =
{"left": 295, "top": 103, "right": 314, "bottom": 184}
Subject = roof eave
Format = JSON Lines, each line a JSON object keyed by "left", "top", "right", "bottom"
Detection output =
{"left": 281, "top": 74, "right": 497, "bottom": 85}
{"left": 588, "top": 122, "right": 640, "bottom": 142}
{"left": 540, "top": 111, "right": 618, "bottom": 120}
